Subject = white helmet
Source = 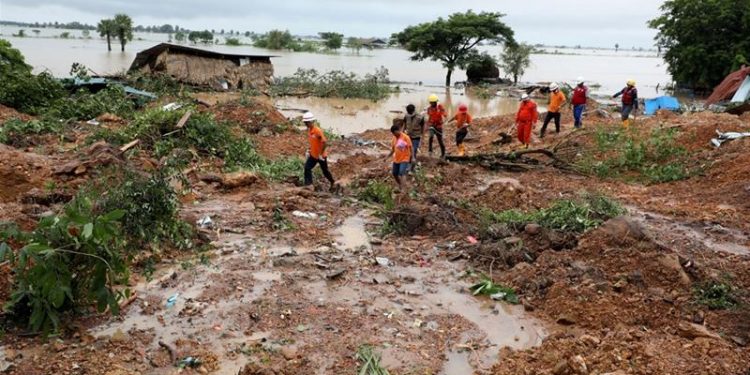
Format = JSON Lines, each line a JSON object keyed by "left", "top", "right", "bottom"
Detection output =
{"left": 577, "top": 77, "right": 585, "bottom": 85}
{"left": 521, "top": 93, "right": 530, "bottom": 101}
{"left": 549, "top": 83, "right": 559, "bottom": 91}
{"left": 302, "top": 112, "right": 316, "bottom": 122}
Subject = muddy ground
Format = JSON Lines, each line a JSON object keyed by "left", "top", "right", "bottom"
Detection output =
{"left": 0, "top": 97, "right": 749, "bottom": 375}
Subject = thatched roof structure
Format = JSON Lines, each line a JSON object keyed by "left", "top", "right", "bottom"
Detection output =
{"left": 129, "top": 43, "right": 275, "bottom": 92}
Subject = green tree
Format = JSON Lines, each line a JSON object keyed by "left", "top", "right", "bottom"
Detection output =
{"left": 113, "top": 14, "right": 134, "bottom": 52}
{"left": 188, "top": 30, "right": 213, "bottom": 44}
{"left": 393, "top": 11, "right": 515, "bottom": 86}
{"left": 225, "top": 37, "right": 241, "bottom": 46}
{"left": 347, "top": 37, "right": 364, "bottom": 54}
{"left": 174, "top": 31, "right": 186, "bottom": 43}
{"left": 615, "top": 43, "right": 619, "bottom": 52}
{"left": 320, "top": 32, "right": 344, "bottom": 50}
{"left": 97, "top": 19, "right": 115, "bottom": 51}
{"left": 649, "top": 0, "right": 750, "bottom": 90}
{"left": 500, "top": 43, "right": 533, "bottom": 84}
{"left": 254, "top": 30, "right": 295, "bottom": 50}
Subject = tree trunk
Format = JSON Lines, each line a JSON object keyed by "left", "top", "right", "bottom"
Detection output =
{"left": 513, "top": 73, "right": 518, "bottom": 84}
{"left": 106, "top": 35, "right": 112, "bottom": 51}
{"left": 121, "top": 39, "right": 125, "bottom": 52}
{"left": 445, "top": 69, "right": 453, "bottom": 87}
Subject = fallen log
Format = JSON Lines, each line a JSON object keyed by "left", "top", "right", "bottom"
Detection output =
{"left": 447, "top": 148, "right": 571, "bottom": 172}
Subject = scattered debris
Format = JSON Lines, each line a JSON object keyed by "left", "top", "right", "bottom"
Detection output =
{"left": 711, "top": 130, "right": 750, "bottom": 147}
{"left": 292, "top": 210, "right": 319, "bottom": 219}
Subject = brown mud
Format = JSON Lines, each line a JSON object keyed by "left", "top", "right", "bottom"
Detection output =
{"left": 0, "top": 95, "right": 749, "bottom": 375}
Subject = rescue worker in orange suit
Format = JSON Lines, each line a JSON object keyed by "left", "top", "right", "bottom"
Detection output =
{"left": 426, "top": 94, "right": 447, "bottom": 158}
{"left": 448, "top": 104, "right": 472, "bottom": 156}
{"left": 515, "top": 93, "right": 538, "bottom": 149}
{"left": 302, "top": 112, "right": 336, "bottom": 189}
{"left": 613, "top": 79, "right": 638, "bottom": 127}
{"left": 540, "top": 83, "right": 566, "bottom": 138}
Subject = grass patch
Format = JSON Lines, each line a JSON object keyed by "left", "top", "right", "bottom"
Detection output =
{"left": 0, "top": 118, "right": 64, "bottom": 147}
{"left": 694, "top": 281, "right": 739, "bottom": 310}
{"left": 577, "top": 126, "right": 692, "bottom": 184}
{"left": 271, "top": 68, "right": 395, "bottom": 101}
{"left": 469, "top": 275, "right": 519, "bottom": 304}
{"left": 356, "top": 345, "right": 391, "bottom": 375}
{"left": 358, "top": 180, "right": 395, "bottom": 210}
{"left": 484, "top": 192, "right": 625, "bottom": 233}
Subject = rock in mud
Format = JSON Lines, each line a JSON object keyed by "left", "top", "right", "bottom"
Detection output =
{"left": 280, "top": 346, "right": 299, "bottom": 360}
{"left": 676, "top": 322, "right": 722, "bottom": 340}
{"left": 221, "top": 171, "right": 259, "bottom": 188}
{"left": 524, "top": 223, "right": 541, "bottom": 235}
{"left": 600, "top": 216, "right": 646, "bottom": 243}
{"left": 657, "top": 254, "right": 691, "bottom": 286}
{"left": 556, "top": 314, "right": 578, "bottom": 326}
{"left": 568, "top": 355, "right": 588, "bottom": 374}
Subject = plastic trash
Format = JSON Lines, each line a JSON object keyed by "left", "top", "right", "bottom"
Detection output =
{"left": 196, "top": 215, "right": 213, "bottom": 228}
{"left": 162, "top": 102, "right": 183, "bottom": 111}
{"left": 375, "top": 257, "right": 390, "bottom": 267}
{"left": 467, "top": 236, "right": 478, "bottom": 244}
{"left": 711, "top": 130, "right": 750, "bottom": 148}
{"left": 86, "top": 119, "right": 100, "bottom": 126}
{"left": 178, "top": 357, "right": 202, "bottom": 368}
{"left": 166, "top": 293, "right": 179, "bottom": 308}
{"left": 292, "top": 210, "right": 318, "bottom": 219}
{"left": 490, "top": 292, "right": 508, "bottom": 301}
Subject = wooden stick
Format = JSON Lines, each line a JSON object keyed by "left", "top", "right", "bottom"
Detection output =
{"left": 175, "top": 110, "right": 192, "bottom": 129}
{"left": 158, "top": 340, "right": 177, "bottom": 363}
{"left": 119, "top": 139, "right": 140, "bottom": 153}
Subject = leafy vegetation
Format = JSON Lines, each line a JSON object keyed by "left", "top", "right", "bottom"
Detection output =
{"left": 0, "top": 118, "right": 62, "bottom": 147}
{"left": 358, "top": 180, "right": 395, "bottom": 211}
{"left": 319, "top": 32, "right": 343, "bottom": 50}
{"left": 393, "top": 11, "right": 515, "bottom": 86}
{"left": 0, "top": 195, "right": 129, "bottom": 333}
{"left": 649, "top": 0, "right": 750, "bottom": 90}
{"left": 469, "top": 276, "right": 520, "bottom": 304}
{"left": 0, "top": 39, "right": 66, "bottom": 114}
{"left": 51, "top": 85, "right": 136, "bottom": 121}
{"left": 188, "top": 30, "right": 214, "bottom": 44}
{"left": 500, "top": 43, "right": 533, "bottom": 84}
{"left": 271, "top": 68, "right": 394, "bottom": 101}
{"left": 577, "top": 127, "right": 692, "bottom": 184}
{"left": 356, "top": 345, "right": 391, "bottom": 375}
{"left": 253, "top": 30, "right": 317, "bottom": 51}
{"left": 466, "top": 53, "right": 499, "bottom": 84}
{"left": 694, "top": 280, "right": 739, "bottom": 310}
{"left": 485, "top": 193, "right": 625, "bottom": 233}
{"left": 225, "top": 37, "right": 241, "bottom": 46}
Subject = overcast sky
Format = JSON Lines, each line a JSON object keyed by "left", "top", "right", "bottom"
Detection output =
{"left": 0, "top": 0, "right": 665, "bottom": 48}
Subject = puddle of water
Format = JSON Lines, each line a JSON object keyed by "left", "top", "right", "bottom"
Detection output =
{"left": 334, "top": 211, "right": 371, "bottom": 251}
{"left": 628, "top": 207, "right": 750, "bottom": 256}
{"left": 440, "top": 343, "right": 478, "bottom": 375}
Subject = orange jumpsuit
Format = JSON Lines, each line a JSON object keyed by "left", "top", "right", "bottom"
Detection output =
{"left": 516, "top": 100, "right": 538, "bottom": 145}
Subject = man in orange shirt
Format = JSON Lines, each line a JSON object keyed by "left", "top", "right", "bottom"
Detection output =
{"left": 448, "top": 104, "right": 472, "bottom": 156}
{"left": 303, "top": 112, "right": 335, "bottom": 189}
{"left": 426, "top": 94, "right": 447, "bottom": 158}
{"left": 515, "top": 93, "right": 538, "bottom": 149}
{"left": 387, "top": 124, "right": 413, "bottom": 191}
{"left": 540, "top": 83, "right": 566, "bottom": 138}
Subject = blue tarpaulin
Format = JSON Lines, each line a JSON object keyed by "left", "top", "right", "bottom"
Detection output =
{"left": 644, "top": 96, "right": 680, "bottom": 116}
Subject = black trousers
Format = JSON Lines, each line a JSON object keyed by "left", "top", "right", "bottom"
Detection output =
{"left": 429, "top": 127, "right": 446, "bottom": 157}
{"left": 455, "top": 128, "right": 468, "bottom": 145}
{"left": 304, "top": 156, "right": 334, "bottom": 185}
{"left": 541, "top": 112, "right": 561, "bottom": 136}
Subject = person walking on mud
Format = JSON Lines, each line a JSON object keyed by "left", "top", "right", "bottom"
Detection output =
{"left": 540, "top": 83, "right": 566, "bottom": 138}
{"left": 515, "top": 93, "right": 538, "bottom": 149}
{"left": 448, "top": 104, "right": 472, "bottom": 156}
{"left": 387, "top": 124, "right": 413, "bottom": 192}
{"left": 571, "top": 77, "right": 589, "bottom": 129}
{"left": 613, "top": 79, "right": 638, "bottom": 128}
{"left": 403, "top": 104, "right": 425, "bottom": 165}
{"left": 426, "top": 94, "right": 447, "bottom": 158}
{"left": 302, "top": 112, "right": 336, "bottom": 190}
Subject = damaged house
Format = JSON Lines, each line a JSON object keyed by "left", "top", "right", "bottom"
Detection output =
{"left": 129, "top": 43, "right": 275, "bottom": 91}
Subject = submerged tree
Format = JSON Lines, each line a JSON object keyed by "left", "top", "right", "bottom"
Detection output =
{"left": 649, "top": 0, "right": 750, "bottom": 90}
{"left": 97, "top": 19, "right": 115, "bottom": 51}
{"left": 113, "top": 14, "right": 134, "bottom": 52}
{"left": 320, "top": 32, "right": 344, "bottom": 51}
{"left": 393, "top": 11, "right": 515, "bottom": 86}
{"left": 347, "top": 37, "right": 364, "bottom": 54}
{"left": 500, "top": 43, "right": 533, "bottom": 84}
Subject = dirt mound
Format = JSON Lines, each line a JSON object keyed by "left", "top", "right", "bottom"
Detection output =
{"left": 211, "top": 99, "right": 288, "bottom": 133}
{"left": 0, "top": 104, "right": 32, "bottom": 123}
{"left": 0, "top": 145, "right": 51, "bottom": 203}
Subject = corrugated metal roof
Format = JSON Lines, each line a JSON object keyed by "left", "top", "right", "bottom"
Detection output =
{"left": 129, "top": 43, "right": 276, "bottom": 71}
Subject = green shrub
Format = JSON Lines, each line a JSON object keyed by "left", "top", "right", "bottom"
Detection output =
{"left": 271, "top": 68, "right": 394, "bottom": 101}
{"left": 48, "top": 85, "right": 135, "bottom": 121}
{"left": 487, "top": 193, "right": 625, "bottom": 233}
{"left": 0, "top": 118, "right": 63, "bottom": 146}
{"left": 98, "top": 171, "right": 194, "bottom": 251}
{"left": 123, "top": 72, "right": 188, "bottom": 98}
{"left": 358, "top": 180, "right": 395, "bottom": 210}
{"left": 0, "top": 196, "right": 129, "bottom": 333}
{"left": 694, "top": 281, "right": 738, "bottom": 310}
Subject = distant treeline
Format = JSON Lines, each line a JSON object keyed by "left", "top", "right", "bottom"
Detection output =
{"left": 0, "top": 20, "right": 255, "bottom": 36}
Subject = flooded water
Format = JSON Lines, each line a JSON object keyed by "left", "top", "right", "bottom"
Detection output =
{"left": 2, "top": 26, "right": 669, "bottom": 98}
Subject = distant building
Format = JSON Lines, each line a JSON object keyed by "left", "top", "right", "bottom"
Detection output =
{"left": 129, "top": 43, "right": 275, "bottom": 91}
{"left": 359, "top": 38, "right": 388, "bottom": 49}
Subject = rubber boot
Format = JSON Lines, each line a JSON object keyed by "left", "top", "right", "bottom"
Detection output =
{"left": 457, "top": 144, "right": 465, "bottom": 157}
{"left": 623, "top": 119, "right": 630, "bottom": 128}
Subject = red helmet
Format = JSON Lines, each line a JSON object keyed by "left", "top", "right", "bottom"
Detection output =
{"left": 458, "top": 104, "right": 468, "bottom": 113}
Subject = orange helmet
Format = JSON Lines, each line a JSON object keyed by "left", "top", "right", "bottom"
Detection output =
{"left": 458, "top": 104, "right": 468, "bottom": 113}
